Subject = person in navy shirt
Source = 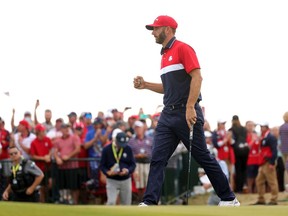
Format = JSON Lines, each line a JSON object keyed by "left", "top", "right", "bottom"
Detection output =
{"left": 134, "top": 15, "right": 238, "bottom": 206}
{"left": 100, "top": 129, "right": 136, "bottom": 205}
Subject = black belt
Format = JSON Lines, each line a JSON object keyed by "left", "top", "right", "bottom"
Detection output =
{"left": 166, "top": 103, "right": 185, "bottom": 110}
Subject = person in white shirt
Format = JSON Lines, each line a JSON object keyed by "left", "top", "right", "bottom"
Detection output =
{"left": 11, "top": 120, "right": 36, "bottom": 159}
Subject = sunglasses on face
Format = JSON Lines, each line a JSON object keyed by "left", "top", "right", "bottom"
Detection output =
{"left": 9, "top": 152, "right": 18, "bottom": 156}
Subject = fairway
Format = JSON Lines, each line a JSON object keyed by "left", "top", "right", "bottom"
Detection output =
{"left": 0, "top": 202, "right": 287, "bottom": 216}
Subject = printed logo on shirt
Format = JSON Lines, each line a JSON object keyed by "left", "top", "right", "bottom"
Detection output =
{"left": 123, "top": 153, "right": 127, "bottom": 158}
{"left": 168, "top": 56, "right": 173, "bottom": 61}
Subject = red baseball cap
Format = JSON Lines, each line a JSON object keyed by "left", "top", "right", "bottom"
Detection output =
{"left": 146, "top": 15, "right": 178, "bottom": 30}
{"left": 35, "top": 123, "right": 46, "bottom": 132}
{"left": 73, "top": 122, "right": 84, "bottom": 129}
{"left": 19, "top": 120, "right": 30, "bottom": 130}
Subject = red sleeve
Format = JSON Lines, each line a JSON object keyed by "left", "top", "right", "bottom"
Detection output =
{"left": 46, "top": 137, "right": 53, "bottom": 150}
{"left": 0, "top": 130, "right": 10, "bottom": 149}
{"left": 179, "top": 43, "right": 200, "bottom": 73}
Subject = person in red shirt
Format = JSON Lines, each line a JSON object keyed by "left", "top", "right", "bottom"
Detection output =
{"left": 73, "top": 122, "right": 88, "bottom": 204}
{"left": 0, "top": 118, "right": 10, "bottom": 161}
{"left": 0, "top": 118, "right": 11, "bottom": 196}
{"left": 245, "top": 121, "right": 260, "bottom": 193}
{"left": 30, "top": 123, "right": 53, "bottom": 203}
{"left": 212, "top": 120, "right": 235, "bottom": 188}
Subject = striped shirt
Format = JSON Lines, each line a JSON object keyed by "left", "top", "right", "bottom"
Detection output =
{"left": 279, "top": 123, "right": 288, "bottom": 154}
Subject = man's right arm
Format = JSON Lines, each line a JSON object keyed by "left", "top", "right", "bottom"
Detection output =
{"left": 2, "top": 184, "right": 11, "bottom": 201}
{"left": 134, "top": 76, "right": 164, "bottom": 94}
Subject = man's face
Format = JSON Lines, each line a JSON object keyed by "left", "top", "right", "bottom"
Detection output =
{"left": 152, "top": 27, "right": 167, "bottom": 44}
{"left": 69, "top": 116, "right": 77, "bottom": 123}
{"left": 17, "top": 124, "right": 25, "bottom": 133}
{"left": 45, "top": 111, "right": 52, "bottom": 121}
{"left": 8, "top": 148, "right": 21, "bottom": 161}
{"left": 135, "top": 126, "right": 145, "bottom": 137}
{"left": 61, "top": 127, "right": 70, "bottom": 136}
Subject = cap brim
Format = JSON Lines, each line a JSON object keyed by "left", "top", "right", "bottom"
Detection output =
{"left": 145, "top": 25, "right": 155, "bottom": 30}
{"left": 118, "top": 142, "right": 128, "bottom": 148}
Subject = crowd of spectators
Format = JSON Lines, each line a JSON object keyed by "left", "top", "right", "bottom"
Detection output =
{"left": 0, "top": 101, "right": 159, "bottom": 204}
{"left": 1, "top": 100, "right": 288, "bottom": 205}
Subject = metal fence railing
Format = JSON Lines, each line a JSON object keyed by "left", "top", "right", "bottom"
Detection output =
{"left": 0, "top": 154, "right": 200, "bottom": 205}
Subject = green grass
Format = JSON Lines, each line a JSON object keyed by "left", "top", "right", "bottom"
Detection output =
{"left": 0, "top": 202, "right": 287, "bottom": 216}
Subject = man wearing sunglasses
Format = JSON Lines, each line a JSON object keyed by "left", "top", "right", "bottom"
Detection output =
{"left": 2, "top": 146, "right": 44, "bottom": 202}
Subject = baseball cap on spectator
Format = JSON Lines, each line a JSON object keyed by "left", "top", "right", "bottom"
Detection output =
{"left": 112, "top": 128, "right": 122, "bottom": 139}
{"left": 24, "top": 111, "right": 31, "bottom": 117}
{"left": 68, "top": 112, "right": 77, "bottom": 117}
{"left": 115, "top": 132, "right": 129, "bottom": 148}
{"left": 35, "top": 123, "right": 46, "bottom": 132}
{"left": 73, "top": 122, "right": 84, "bottom": 130}
{"left": 258, "top": 121, "right": 269, "bottom": 127}
{"left": 115, "top": 120, "right": 126, "bottom": 129}
{"left": 129, "top": 115, "right": 139, "bottom": 120}
{"left": 84, "top": 112, "right": 92, "bottom": 119}
{"left": 61, "top": 123, "right": 70, "bottom": 128}
{"left": 152, "top": 113, "right": 161, "bottom": 121}
{"left": 111, "top": 109, "right": 118, "bottom": 113}
{"left": 146, "top": 15, "right": 178, "bottom": 30}
{"left": 217, "top": 119, "right": 226, "bottom": 124}
{"left": 19, "top": 120, "right": 30, "bottom": 130}
{"left": 105, "top": 112, "right": 113, "bottom": 119}
{"left": 204, "top": 131, "right": 212, "bottom": 138}
{"left": 56, "top": 118, "right": 63, "bottom": 123}
{"left": 93, "top": 117, "right": 104, "bottom": 125}
{"left": 134, "top": 120, "right": 144, "bottom": 128}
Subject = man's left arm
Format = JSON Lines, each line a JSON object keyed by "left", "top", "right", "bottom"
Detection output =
{"left": 269, "top": 135, "right": 278, "bottom": 167}
{"left": 25, "top": 161, "right": 44, "bottom": 195}
{"left": 186, "top": 68, "right": 203, "bottom": 128}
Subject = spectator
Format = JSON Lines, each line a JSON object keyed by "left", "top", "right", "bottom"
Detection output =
{"left": 83, "top": 112, "right": 94, "bottom": 134}
{"left": 73, "top": 122, "right": 89, "bottom": 204}
{"left": 34, "top": 100, "right": 54, "bottom": 133}
{"left": 128, "top": 120, "right": 153, "bottom": 202}
{"left": 11, "top": 120, "right": 36, "bottom": 159}
{"left": 203, "top": 119, "right": 212, "bottom": 133}
{"left": 0, "top": 118, "right": 11, "bottom": 181}
{"left": 0, "top": 118, "right": 10, "bottom": 161}
{"left": 83, "top": 117, "right": 112, "bottom": 191}
{"left": 30, "top": 123, "right": 53, "bottom": 203}
{"left": 271, "top": 126, "right": 286, "bottom": 192}
{"left": 46, "top": 118, "right": 63, "bottom": 141}
{"left": 10, "top": 109, "right": 35, "bottom": 133}
{"left": 2, "top": 146, "right": 44, "bottom": 202}
{"left": 254, "top": 122, "right": 278, "bottom": 205}
{"left": 67, "top": 112, "right": 77, "bottom": 129}
{"left": 279, "top": 111, "right": 288, "bottom": 192}
{"left": 229, "top": 115, "right": 249, "bottom": 193}
{"left": 245, "top": 120, "right": 260, "bottom": 193}
{"left": 46, "top": 117, "right": 63, "bottom": 202}
{"left": 100, "top": 130, "right": 136, "bottom": 205}
{"left": 146, "top": 113, "right": 160, "bottom": 138}
{"left": 212, "top": 119, "right": 235, "bottom": 188}
{"left": 53, "top": 124, "right": 81, "bottom": 204}
{"left": 126, "top": 115, "right": 139, "bottom": 138}
{"left": 111, "top": 109, "right": 123, "bottom": 122}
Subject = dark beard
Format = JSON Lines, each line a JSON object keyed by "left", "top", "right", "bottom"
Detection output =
{"left": 156, "top": 29, "right": 166, "bottom": 44}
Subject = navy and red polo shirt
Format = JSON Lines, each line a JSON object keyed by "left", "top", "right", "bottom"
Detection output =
{"left": 160, "top": 37, "right": 201, "bottom": 106}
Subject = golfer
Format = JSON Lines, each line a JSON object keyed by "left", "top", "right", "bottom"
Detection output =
{"left": 134, "top": 15, "right": 239, "bottom": 206}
